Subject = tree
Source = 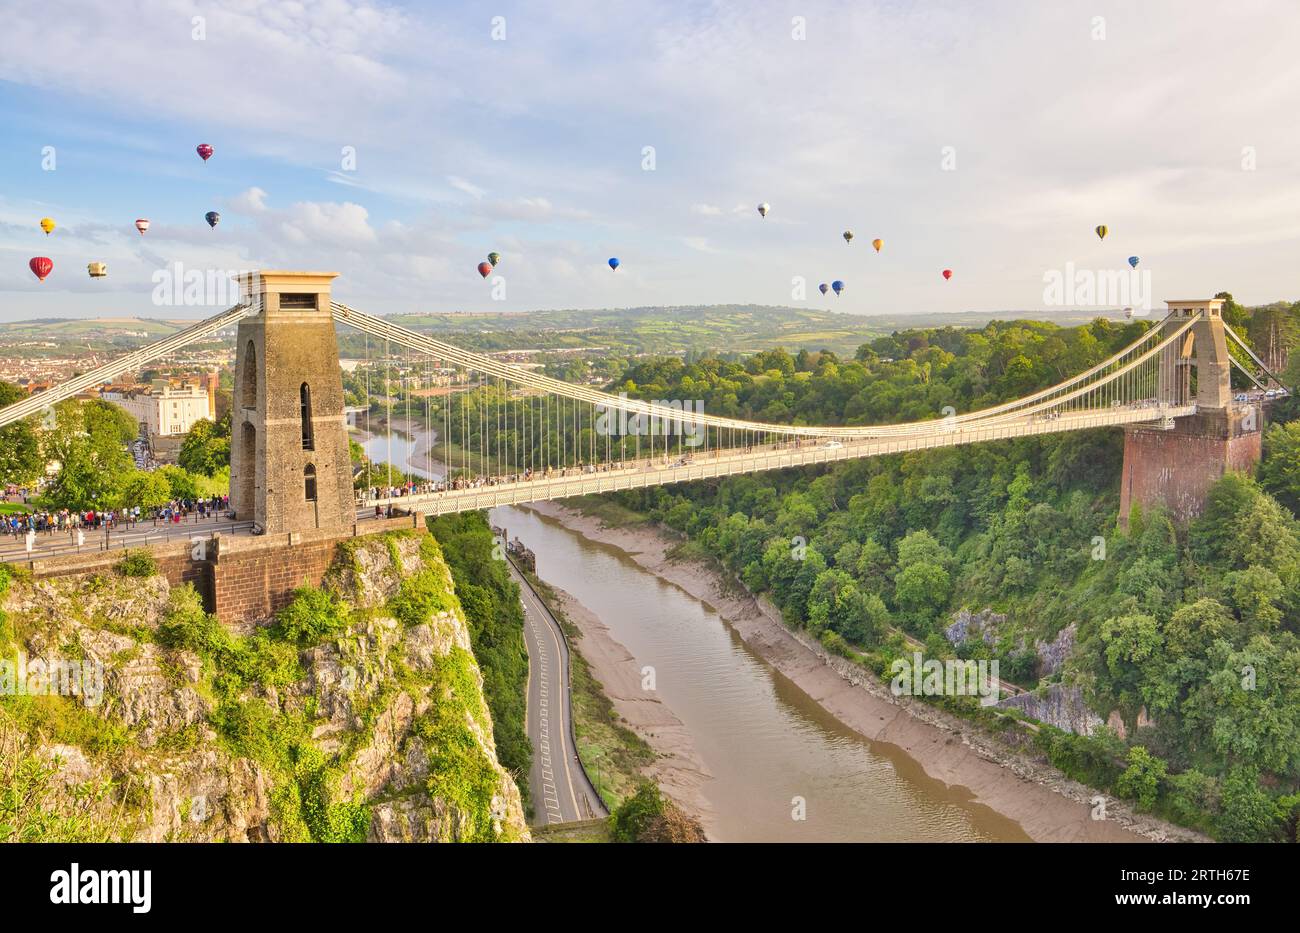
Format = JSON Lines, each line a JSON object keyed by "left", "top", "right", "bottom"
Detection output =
{"left": 1258, "top": 422, "right": 1300, "bottom": 516}
{"left": 158, "top": 465, "right": 198, "bottom": 502}
{"left": 893, "top": 561, "right": 950, "bottom": 624}
{"left": 1092, "top": 613, "right": 1163, "bottom": 728}
{"left": 178, "top": 417, "right": 231, "bottom": 477}
{"left": 1116, "top": 746, "right": 1167, "bottom": 811}
{"left": 39, "top": 400, "right": 136, "bottom": 511}
{"left": 1216, "top": 767, "right": 1278, "bottom": 842}
{"left": 117, "top": 471, "right": 171, "bottom": 510}
{"left": 0, "top": 382, "right": 44, "bottom": 486}
{"left": 892, "top": 529, "right": 952, "bottom": 626}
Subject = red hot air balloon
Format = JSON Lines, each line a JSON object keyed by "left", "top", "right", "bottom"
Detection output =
{"left": 942, "top": 269, "right": 953, "bottom": 280}
{"left": 196, "top": 144, "right": 214, "bottom": 162}
{"left": 135, "top": 218, "right": 150, "bottom": 235}
{"left": 29, "top": 257, "right": 53, "bottom": 282}
{"left": 477, "top": 261, "right": 492, "bottom": 279}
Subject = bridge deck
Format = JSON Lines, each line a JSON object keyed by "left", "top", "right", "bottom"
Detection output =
{"left": 367, "top": 404, "right": 1194, "bottom": 516}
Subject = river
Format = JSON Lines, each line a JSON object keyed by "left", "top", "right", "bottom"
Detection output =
{"left": 361, "top": 430, "right": 1029, "bottom": 841}
{"left": 491, "top": 504, "right": 1030, "bottom": 842}
{"left": 354, "top": 419, "right": 444, "bottom": 482}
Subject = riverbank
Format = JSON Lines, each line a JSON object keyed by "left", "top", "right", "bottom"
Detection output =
{"left": 526, "top": 499, "right": 1206, "bottom": 843}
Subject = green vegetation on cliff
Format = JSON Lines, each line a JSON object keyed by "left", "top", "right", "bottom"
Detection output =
{"left": 0, "top": 531, "right": 529, "bottom": 842}
{"left": 427, "top": 512, "right": 533, "bottom": 807}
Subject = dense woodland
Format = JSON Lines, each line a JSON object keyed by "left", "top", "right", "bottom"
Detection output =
{"left": 605, "top": 296, "right": 1300, "bottom": 842}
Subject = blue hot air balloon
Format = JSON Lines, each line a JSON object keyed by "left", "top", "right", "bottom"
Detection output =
{"left": 831, "top": 280, "right": 845, "bottom": 296}
{"left": 205, "top": 211, "right": 220, "bottom": 229}
{"left": 608, "top": 257, "right": 620, "bottom": 271}
{"left": 1128, "top": 256, "right": 1140, "bottom": 269}
{"left": 818, "top": 283, "right": 829, "bottom": 295}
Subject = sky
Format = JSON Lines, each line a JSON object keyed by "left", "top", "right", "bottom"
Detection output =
{"left": 1, "top": 0, "right": 1299, "bottom": 321}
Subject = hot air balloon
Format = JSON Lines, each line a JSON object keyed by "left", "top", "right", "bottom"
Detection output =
{"left": 872, "top": 238, "right": 883, "bottom": 253}
{"left": 608, "top": 257, "right": 620, "bottom": 271}
{"left": 831, "top": 280, "right": 845, "bottom": 296}
{"left": 39, "top": 217, "right": 56, "bottom": 236}
{"left": 1124, "top": 307, "right": 1134, "bottom": 319}
{"left": 29, "top": 257, "right": 53, "bottom": 282}
{"left": 1128, "top": 256, "right": 1140, "bottom": 269}
{"left": 842, "top": 230, "right": 854, "bottom": 244}
{"left": 205, "top": 211, "right": 220, "bottom": 228}
{"left": 135, "top": 218, "right": 150, "bottom": 235}
{"left": 87, "top": 262, "right": 107, "bottom": 278}
{"left": 477, "top": 261, "right": 492, "bottom": 279}
{"left": 819, "top": 283, "right": 829, "bottom": 295}
{"left": 942, "top": 269, "right": 953, "bottom": 280}
{"left": 1095, "top": 224, "right": 1108, "bottom": 241}
{"left": 757, "top": 203, "right": 770, "bottom": 218}
{"left": 487, "top": 251, "right": 501, "bottom": 267}
{"left": 196, "top": 144, "right": 214, "bottom": 162}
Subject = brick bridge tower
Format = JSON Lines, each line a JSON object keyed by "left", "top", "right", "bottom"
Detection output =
{"left": 1118, "top": 298, "right": 1262, "bottom": 527}
{"left": 229, "top": 271, "right": 354, "bottom": 534}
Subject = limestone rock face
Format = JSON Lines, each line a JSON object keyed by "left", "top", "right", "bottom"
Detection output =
{"left": 944, "top": 608, "right": 1007, "bottom": 647}
{"left": 1, "top": 532, "right": 529, "bottom": 843}
{"left": 996, "top": 682, "right": 1103, "bottom": 735}
{"left": 1035, "top": 622, "right": 1077, "bottom": 678}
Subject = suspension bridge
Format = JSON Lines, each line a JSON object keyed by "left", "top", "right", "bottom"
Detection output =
{"left": 0, "top": 272, "right": 1284, "bottom": 543}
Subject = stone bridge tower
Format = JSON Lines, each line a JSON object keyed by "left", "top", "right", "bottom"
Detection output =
{"left": 229, "top": 271, "right": 354, "bottom": 534}
{"left": 1119, "top": 298, "right": 1262, "bottom": 527}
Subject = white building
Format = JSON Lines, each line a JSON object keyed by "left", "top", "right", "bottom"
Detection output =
{"left": 106, "top": 374, "right": 217, "bottom": 439}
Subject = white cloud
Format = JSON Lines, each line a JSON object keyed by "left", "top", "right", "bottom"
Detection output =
{"left": 447, "top": 176, "right": 486, "bottom": 199}
{"left": 228, "top": 188, "right": 269, "bottom": 214}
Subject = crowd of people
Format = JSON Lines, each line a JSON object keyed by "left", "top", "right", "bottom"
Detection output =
{"left": 3, "top": 494, "right": 232, "bottom": 539}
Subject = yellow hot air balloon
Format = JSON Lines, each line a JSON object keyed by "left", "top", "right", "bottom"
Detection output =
{"left": 1095, "top": 224, "right": 1108, "bottom": 241}
{"left": 87, "top": 262, "right": 107, "bottom": 278}
{"left": 872, "top": 238, "right": 883, "bottom": 253}
{"left": 39, "top": 217, "right": 56, "bottom": 236}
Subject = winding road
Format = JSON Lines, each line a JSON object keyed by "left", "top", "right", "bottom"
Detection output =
{"left": 506, "top": 556, "right": 606, "bottom": 826}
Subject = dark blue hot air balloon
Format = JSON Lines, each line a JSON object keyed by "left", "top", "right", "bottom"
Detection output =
{"left": 205, "top": 211, "right": 220, "bottom": 229}
{"left": 1128, "top": 255, "right": 1139, "bottom": 269}
{"left": 608, "top": 257, "right": 620, "bottom": 270}
{"left": 818, "top": 283, "right": 829, "bottom": 295}
{"left": 831, "top": 280, "right": 845, "bottom": 296}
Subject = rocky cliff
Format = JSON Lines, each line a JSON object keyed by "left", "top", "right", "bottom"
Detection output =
{"left": 0, "top": 531, "right": 528, "bottom": 843}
